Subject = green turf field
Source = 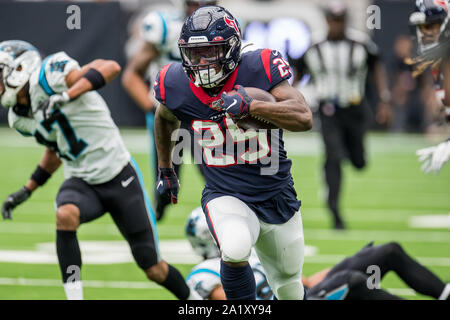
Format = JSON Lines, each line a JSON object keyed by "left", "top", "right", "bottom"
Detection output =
{"left": 0, "top": 126, "right": 449, "bottom": 300}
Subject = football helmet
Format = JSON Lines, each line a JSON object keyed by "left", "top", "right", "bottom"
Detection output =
{"left": 0, "top": 40, "right": 41, "bottom": 108}
{"left": 185, "top": 207, "right": 220, "bottom": 259}
{"left": 409, "top": 0, "right": 450, "bottom": 53}
{"left": 178, "top": 5, "right": 242, "bottom": 88}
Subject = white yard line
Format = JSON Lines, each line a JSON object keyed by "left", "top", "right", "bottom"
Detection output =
{"left": 0, "top": 277, "right": 422, "bottom": 297}
{"left": 0, "top": 277, "right": 160, "bottom": 289}
{"left": 1, "top": 222, "right": 450, "bottom": 243}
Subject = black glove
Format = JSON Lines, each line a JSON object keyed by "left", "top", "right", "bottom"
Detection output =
{"left": 156, "top": 167, "right": 179, "bottom": 204}
{"left": 2, "top": 186, "right": 32, "bottom": 220}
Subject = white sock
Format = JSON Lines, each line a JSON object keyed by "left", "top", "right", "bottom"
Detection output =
{"left": 63, "top": 281, "right": 83, "bottom": 300}
{"left": 438, "top": 283, "right": 450, "bottom": 300}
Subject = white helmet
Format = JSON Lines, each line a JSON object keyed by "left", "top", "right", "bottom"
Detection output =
{"left": 185, "top": 207, "right": 220, "bottom": 259}
{"left": 0, "top": 40, "right": 41, "bottom": 108}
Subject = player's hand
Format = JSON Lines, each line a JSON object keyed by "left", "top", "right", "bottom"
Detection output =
{"left": 416, "top": 140, "right": 450, "bottom": 174}
{"left": 221, "top": 85, "right": 253, "bottom": 120}
{"left": 156, "top": 167, "right": 179, "bottom": 204}
{"left": 35, "top": 92, "right": 71, "bottom": 120}
{"left": 1, "top": 186, "right": 32, "bottom": 220}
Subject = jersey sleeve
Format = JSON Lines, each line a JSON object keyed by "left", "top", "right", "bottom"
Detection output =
{"left": 40, "top": 51, "right": 80, "bottom": 95}
{"left": 152, "top": 63, "right": 171, "bottom": 107}
{"left": 259, "top": 49, "right": 293, "bottom": 90}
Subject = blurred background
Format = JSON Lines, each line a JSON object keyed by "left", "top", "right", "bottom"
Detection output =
{"left": 0, "top": 0, "right": 438, "bottom": 133}
{"left": 0, "top": 0, "right": 449, "bottom": 300}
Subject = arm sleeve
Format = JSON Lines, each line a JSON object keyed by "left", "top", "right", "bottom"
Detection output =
{"left": 365, "top": 38, "right": 380, "bottom": 70}
{"left": 40, "top": 51, "right": 80, "bottom": 95}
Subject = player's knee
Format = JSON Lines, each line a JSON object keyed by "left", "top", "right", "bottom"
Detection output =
{"left": 220, "top": 223, "right": 252, "bottom": 263}
{"left": 280, "top": 237, "right": 304, "bottom": 276}
{"left": 128, "top": 230, "right": 158, "bottom": 270}
{"left": 145, "top": 260, "right": 168, "bottom": 283}
{"left": 56, "top": 205, "right": 80, "bottom": 230}
{"left": 385, "top": 242, "right": 404, "bottom": 258}
{"left": 275, "top": 278, "right": 304, "bottom": 300}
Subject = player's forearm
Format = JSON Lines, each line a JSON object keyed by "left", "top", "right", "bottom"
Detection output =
{"left": 154, "top": 108, "right": 180, "bottom": 168}
{"left": 250, "top": 98, "right": 313, "bottom": 132}
{"left": 121, "top": 70, "right": 154, "bottom": 112}
{"left": 26, "top": 148, "right": 61, "bottom": 192}
{"left": 66, "top": 60, "right": 121, "bottom": 100}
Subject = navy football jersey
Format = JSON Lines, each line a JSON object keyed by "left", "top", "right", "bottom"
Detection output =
{"left": 153, "top": 48, "right": 301, "bottom": 223}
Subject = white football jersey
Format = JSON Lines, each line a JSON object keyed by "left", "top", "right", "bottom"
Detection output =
{"left": 186, "top": 251, "right": 274, "bottom": 300}
{"left": 140, "top": 10, "right": 183, "bottom": 84}
{"left": 10, "top": 51, "right": 130, "bottom": 185}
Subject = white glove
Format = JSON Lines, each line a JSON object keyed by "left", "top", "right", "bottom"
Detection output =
{"left": 35, "top": 91, "right": 70, "bottom": 119}
{"left": 416, "top": 140, "right": 450, "bottom": 174}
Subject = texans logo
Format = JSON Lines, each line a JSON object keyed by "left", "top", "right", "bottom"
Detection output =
{"left": 224, "top": 16, "right": 240, "bottom": 35}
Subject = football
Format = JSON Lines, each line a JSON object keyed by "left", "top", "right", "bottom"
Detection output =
{"left": 228, "top": 87, "right": 278, "bottom": 130}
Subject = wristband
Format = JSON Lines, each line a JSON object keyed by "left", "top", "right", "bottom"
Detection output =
{"left": 83, "top": 68, "right": 106, "bottom": 90}
{"left": 31, "top": 165, "right": 52, "bottom": 186}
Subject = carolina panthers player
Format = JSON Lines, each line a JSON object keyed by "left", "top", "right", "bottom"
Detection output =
{"left": 122, "top": 0, "right": 216, "bottom": 220}
{"left": 185, "top": 207, "right": 274, "bottom": 300}
{"left": 153, "top": 6, "right": 313, "bottom": 300}
{"left": 185, "top": 208, "right": 450, "bottom": 300}
{"left": 0, "top": 40, "right": 198, "bottom": 300}
{"left": 409, "top": 0, "right": 450, "bottom": 173}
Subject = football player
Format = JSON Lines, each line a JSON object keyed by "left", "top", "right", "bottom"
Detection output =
{"left": 409, "top": 0, "right": 450, "bottom": 173}
{"left": 121, "top": 0, "right": 216, "bottom": 220}
{"left": 0, "top": 40, "right": 198, "bottom": 300}
{"left": 185, "top": 208, "right": 450, "bottom": 300}
{"left": 153, "top": 6, "right": 313, "bottom": 300}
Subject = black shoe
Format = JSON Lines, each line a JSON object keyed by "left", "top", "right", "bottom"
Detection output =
{"left": 334, "top": 219, "right": 346, "bottom": 230}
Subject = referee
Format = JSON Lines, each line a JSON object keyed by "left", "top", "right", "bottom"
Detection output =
{"left": 291, "top": 2, "right": 392, "bottom": 229}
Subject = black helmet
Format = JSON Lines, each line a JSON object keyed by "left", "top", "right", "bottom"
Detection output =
{"left": 409, "top": 0, "right": 449, "bottom": 53}
{"left": 178, "top": 6, "right": 242, "bottom": 88}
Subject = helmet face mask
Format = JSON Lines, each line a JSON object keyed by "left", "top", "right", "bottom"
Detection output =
{"left": 0, "top": 41, "right": 41, "bottom": 108}
{"left": 178, "top": 6, "right": 242, "bottom": 89}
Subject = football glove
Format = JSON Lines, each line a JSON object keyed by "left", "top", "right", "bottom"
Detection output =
{"left": 416, "top": 140, "right": 450, "bottom": 174}
{"left": 220, "top": 85, "right": 253, "bottom": 120}
{"left": 1, "top": 186, "right": 32, "bottom": 220}
{"left": 156, "top": 167, "right": 179, "bottom": 204}
{"left": 34, "top": 91, "right": 70, "bottom": 120}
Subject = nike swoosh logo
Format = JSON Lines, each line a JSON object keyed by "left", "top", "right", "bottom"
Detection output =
{"left": 157, "top": 180, "right": 163, "bottom": 189}
{"left": 226, "top": 99, "right": 237, "bottom": 111}
{"left": 121, "top": 176, "right": 135, "bottom": 188}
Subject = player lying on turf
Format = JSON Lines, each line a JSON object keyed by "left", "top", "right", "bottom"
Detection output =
{"left": 0, "top": 40, "right": 198, "bottom": 300}
{"left": 153, "top": 5, "right": 313, "bottom": 300}
{"left": 185, "top": 207, "right": 450, "bottom": 300}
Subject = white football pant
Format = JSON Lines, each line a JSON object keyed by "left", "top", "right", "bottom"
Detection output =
{"left": 205, "top": 195, "right": 305, "bottom": 300}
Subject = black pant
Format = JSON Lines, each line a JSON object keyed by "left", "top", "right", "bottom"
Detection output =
{"left": 308, "top": 242, "right": 447, "bottom": 300}
{"left": 319, "top": 103, "right": 367, "bottom": 226}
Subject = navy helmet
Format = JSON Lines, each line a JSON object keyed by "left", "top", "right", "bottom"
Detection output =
{"left": 178, "top": 5, "right": 242, "bottom": 88}
{"left": 409, "top": 0, "right": 449, "bottom": 53}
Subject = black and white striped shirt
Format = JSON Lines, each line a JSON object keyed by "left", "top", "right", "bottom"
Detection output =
{"left": 293, "top": 29, "right": 379, "bottom": 108}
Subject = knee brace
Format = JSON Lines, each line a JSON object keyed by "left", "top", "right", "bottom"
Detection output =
{"left": 127, "top": 230, "right": 158, "bottom": 270}
{"left": 220, "top": 221, "right": 253, "bottom": 263}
